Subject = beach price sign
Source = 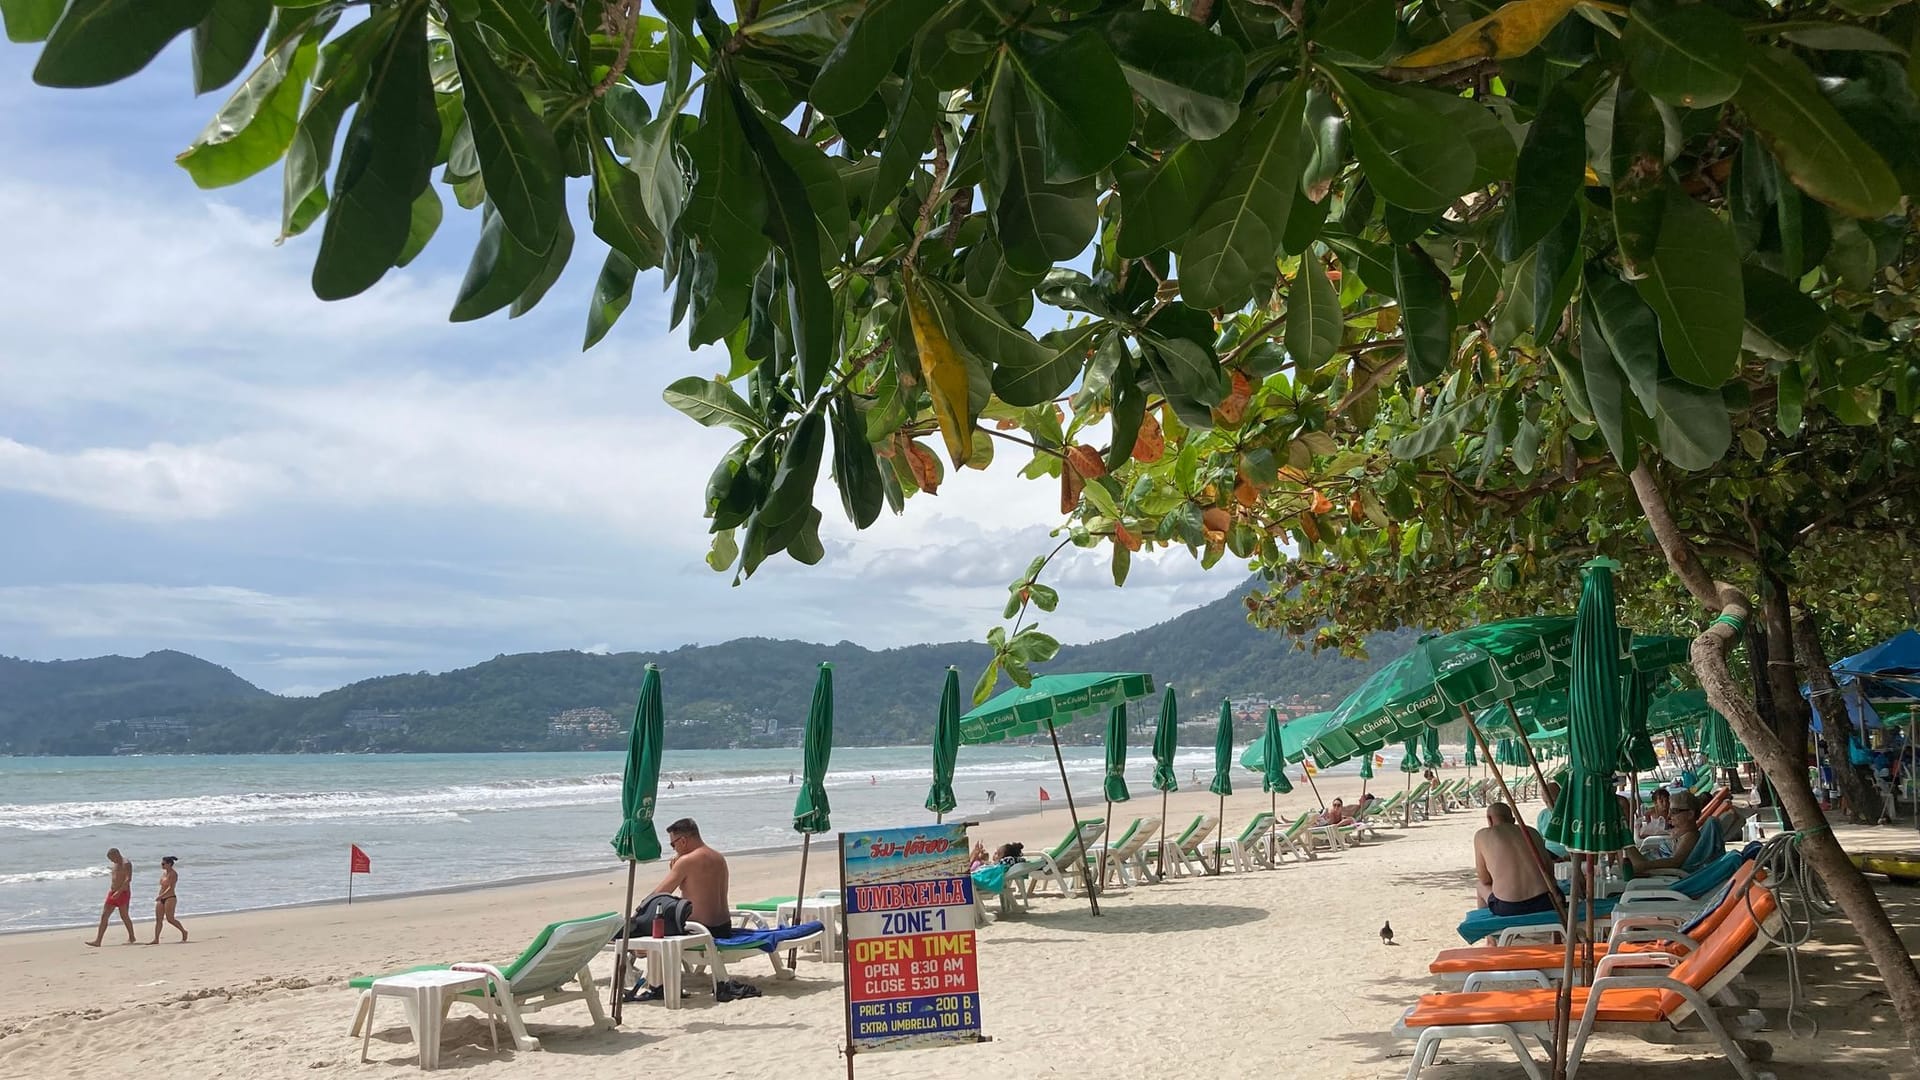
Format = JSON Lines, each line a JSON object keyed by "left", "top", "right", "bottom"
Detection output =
{"left": 839, "top": 823, "right": 984, "bottom": 1063}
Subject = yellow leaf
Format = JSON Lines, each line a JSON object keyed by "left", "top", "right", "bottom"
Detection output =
{"left": 905, "top": 283, "right": 973, "bottom": 467}
{"left": 1388, "top": 0, "right": 1581, "bottom": 70}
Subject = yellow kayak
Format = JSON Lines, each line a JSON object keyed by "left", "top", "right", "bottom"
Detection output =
{"left": 1851, "top": 853, "right": 1920, "bottom": 885}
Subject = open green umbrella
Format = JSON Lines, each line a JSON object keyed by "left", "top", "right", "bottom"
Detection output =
{"left": 962, "top": 671, "right": 1155, "bottom": 914}
{"left": 1096, "top": 703, "right": 1132, "bottom": 886}
{"left": 1207, "top": 699, "right": 1233, "bottom": 874}
{"left": 1697, "top": 707, "right": 1753, "bottom": 766}
{"left": 791, "top": 662, "right": 835, "bottom": 933}
{"left": 1151, "top": 686, "right": 1179, "bottom": 879}
{"left": 926, "top": 666, "right": 961, "bottom": 820}
{"left": 1648, "top": 688, "right": 1712, "bottom": 735}
{"left": 609, "top": 662, "right": 664, "bottom": 1024}
{"left": 1549, "top": 559, "right": 1633, "bottom": 1073}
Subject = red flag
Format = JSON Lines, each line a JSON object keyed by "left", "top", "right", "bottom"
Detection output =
{"left": 350, "top": 844, "right": 371, "bottom": 874}
{"left": 1038, "top": 787, "right": 1051, "bottom": 802}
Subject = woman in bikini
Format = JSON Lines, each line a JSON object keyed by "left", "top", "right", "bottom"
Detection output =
{"left": 149, "top": 856, "right": 188, "bottom": 944}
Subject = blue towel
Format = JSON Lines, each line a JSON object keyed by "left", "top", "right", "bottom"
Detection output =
{"left": 972, "top": 864, "right": 1009, "bottom": 895}
{"left": 1455, "top": 842, "right": 1760, "bottom": 943}
{"left": 1456, "top": 898, "right": 1620, "bottom": 943}
{"left": 714, "top": 921, "right": 826, "bottom": 952}
{"left": 1681, "top": 817, "right": 1726, "bottom": 873}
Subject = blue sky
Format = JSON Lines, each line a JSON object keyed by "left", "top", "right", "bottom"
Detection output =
{"left": 0, "top": 36, "right": 1230, "bottom": 694}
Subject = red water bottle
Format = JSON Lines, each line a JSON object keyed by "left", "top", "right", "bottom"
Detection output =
{"left": 652, "top": 914, "right": 667, "bottom": 938}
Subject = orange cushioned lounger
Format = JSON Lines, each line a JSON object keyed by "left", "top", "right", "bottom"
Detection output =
{"left": 1428, "top": 863, "right": 1761, "bottom": 979}
{"left": 1395, "top": 889, "right": 1779, "bottom": 1080}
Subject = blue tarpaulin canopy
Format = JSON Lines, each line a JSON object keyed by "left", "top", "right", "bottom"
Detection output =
{"left": 1809, "top": 630, "right": 1920, "bottom": 733}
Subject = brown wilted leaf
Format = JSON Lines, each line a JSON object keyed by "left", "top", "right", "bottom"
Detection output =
{"left": 1235, "top": 474, "right": 1258, "bottom": 507}
{"left": 1300, "top": 514, "right": 1321, "bottom": 544}
{"left": 1065, "top": 443, "right": 1108, "bottom": 480}
{"left": 1060, "top": 461, "right": 1084, "bottom": 514}
{"left": 1212, "top": 370, "right": 1253, "bottom": 427}
{"left": 1378, "top": 305, "right": 1401, "bottom": 334}
{"left": 905, "top": 439, "right": 942, "bottom": 495}
{"left": 1114, "top": 522, "right": 1142, "bottom": 552}
{"left": 1308, "top": 488, "right": 1335, "bottom": 514}
{"left": 1131, "top": 410, "right": 1165, "bottom": 463}
{"left": 995, "top": 417, "right": 1018, "bottom": 431}
{"left": 1202, "top": 506, "right": 1231, "bottom": 535}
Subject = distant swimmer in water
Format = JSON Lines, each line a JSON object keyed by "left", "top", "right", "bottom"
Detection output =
{"left": 788, "top": 772, "right": 795, "bottom": 784}
{"left": 986, "top": 790, "right": 997, "bottom": 807}
{"left": 870, "top": 775, "right": 877, "bottom": 785}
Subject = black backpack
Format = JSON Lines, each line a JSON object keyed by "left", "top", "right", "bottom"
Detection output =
{"left": 629, "top": 893, "right": 694, "bottom": 938}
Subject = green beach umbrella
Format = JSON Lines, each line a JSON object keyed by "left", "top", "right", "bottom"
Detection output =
{"left": 1150, "top": 686, "right": 1179, "bottom": 879}
{"left": 1698, "top": 708, "right": 1753, "bottom": 766}
{"left": 1400, "top": 737, "right": 1424, "bottom": 773}
{"left": 1239, "top": 710, "right": 1333, "bottom": 769}
{"left": 1103, "top": 704, "right": 1132, "bottom": 803}
{"left": 791, "top": 662, "right": 835, "bottom": 938}
{"left": 609, "top": 662, "right": 664, "bottom": 1024}
{"left": 1648, "top": 689, "right": 1712, "bottom": 735}
{"left": 1359, "top": 749, "right": 1374, "bottom": 796}
{"left": 1422, "top": 726, "right": 1443, "bottom": 769}
{"left": 1619, "top": 671, "right": 1660, "bottom": 774}
{"left": 1261, "top": 709, "right": 1295, "bottom": 795}
{"left": 1464, "top": 735, "right": 1477, "bottom": 768}
{"left": 1551, "top": 560, "right": 1633, "bottom": 851}
{"left": 1207, "top": 699, "right": 1233, "bottom": 874}
{"left": 962, "top": 672, "right": 1154, "bottom": 915}
{"left": 926, "top": 666, "right": 960, "bottom": 819}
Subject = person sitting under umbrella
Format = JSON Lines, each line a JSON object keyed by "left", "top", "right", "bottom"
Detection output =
{"left": 1474, "top": 802, "right": 1557, "bottom": 916}
{"left": 1623, "top": 791, "right": 1707, "bottom": 875}
{"left": 649, "top": 818, "right": 738, "bottom": 937}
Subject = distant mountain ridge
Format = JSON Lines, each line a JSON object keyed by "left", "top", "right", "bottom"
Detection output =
{"left": 0, "top": 581, "right": 1414, "bottom": 755}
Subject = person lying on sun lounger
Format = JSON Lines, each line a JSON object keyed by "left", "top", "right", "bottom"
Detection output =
{"left": 1315, "top": 798, "right": 1348, "bottom": 826}
{"left": 1474, "top": 802, "right": 1557, "bottom": 916}
{"left": 649, "top": 818, "right": 738, "bottom": 937}
{"left": 1623, "top": 792, "right": 1704, "bottom": 876}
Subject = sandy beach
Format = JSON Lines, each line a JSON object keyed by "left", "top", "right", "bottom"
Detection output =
{"left": 3, "top": 770, "right": 1916, "bottom": 1080}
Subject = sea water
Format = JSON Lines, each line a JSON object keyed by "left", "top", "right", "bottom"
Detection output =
{"left": 0, "top": 745, "right": 1368, "bottom": 931}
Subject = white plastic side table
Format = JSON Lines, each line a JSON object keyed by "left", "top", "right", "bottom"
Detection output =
{"left": 359, "top": 969, "right": 496, "bottom": 1070}
{"left": 773, "top": 897, "right": 843, "bottom": 961}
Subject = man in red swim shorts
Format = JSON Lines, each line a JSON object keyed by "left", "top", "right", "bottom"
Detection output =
{"left": 85, "top": 848, "right": 137, "bottom": 947}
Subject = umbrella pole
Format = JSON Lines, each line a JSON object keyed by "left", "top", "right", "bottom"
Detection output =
{"left": 791, "top": 834, "right": 813, "bottom": 969}
{"left": 1269, "top": 789, "right": 1277, "bottom": 866}
{"left": 1214, "top": 793, "right": 1226, "bottom": 876}
{"left": 1303, "top": 768, "right": 1325, "bottom": 810}
{"left": 1402, "top": 767, "right": 1413, "bottom": 829}
{"left": 1551, "top": 855, "right": 1581, "bottom": 1080}
{"left": 1465, "top": 713, "right": 1567, "bottom": 923}
{"left": 1045, "top": 719, "right": 1099, "bottom": 916}
{"left": 1503, "top": 699, "right": 1555, "bottom": 795}
{"left": 1099, "top": 799, "right": 1114, "bottom": 892}
{"left": 1157, "top": 789, "right": 1169, "bottom": 880}
{"left": 612, "top": 859, "right": 636, "bottom": 1024}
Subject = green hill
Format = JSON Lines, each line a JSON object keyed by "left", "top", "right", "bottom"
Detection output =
{"left": 0, "top": 580, "right": 1414, "bottom": 755}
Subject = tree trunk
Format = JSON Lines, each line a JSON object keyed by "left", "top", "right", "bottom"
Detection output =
{"left": 1759, "top": 569, "right": 1812, "bottom": 755}
{"left": 1795, "top": 608, "right": 1884, "bottom": 825}
{"left": 1742, "top": 615, "right": 1783, "bottom": 818}
{"left": 1630, "top": 464, "right": 1920, "bottom": 1057}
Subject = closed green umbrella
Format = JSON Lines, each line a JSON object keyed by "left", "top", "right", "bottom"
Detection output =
{"left": 963, "top": 671, "right": 1156, "bottom": 914}
{"left": 1422, "top": 726, "right": 1443, "bottom": 769}
{"left": 1208, "top": 699, "right": 1233, "bottom": 875}
{"left": 1399, "top": 736, "right": 1421, "bottom": 826}
{"left": 926, "top": 667, "right": 961, "bottom": 820}
{"left": 1549, "top": 559, "right": 1633, "bottom": 1073}
{"left": 1619, "top": 671, "right": 1660, "bottom": 774}
{"left": 791, "top": 662, "right": 835, "bottom": 936}
{"left": 609, "top": 662, "right": 664, "bottom": 1024}
{"left": 1151, "top": 686, "right": 1179, "bottom": 879}
{"left": 1465, "top": 735, "right": 1477, "bottom": 768}
{"left": 1260, "top": 708, "right": 1292, "bottom": 864}
{"left": 1359, "top": 749, "right": 1374, "bottom": 796}
{"left": 1096, "top": 703, "right": 1132, "bottom": 887}
{"left": 1698, "top": 707, "right": 1753, "bottom": 766}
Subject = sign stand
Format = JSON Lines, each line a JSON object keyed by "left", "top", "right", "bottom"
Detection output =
{"left": 839, "top": 823, "right": 989, "bottom": 1078}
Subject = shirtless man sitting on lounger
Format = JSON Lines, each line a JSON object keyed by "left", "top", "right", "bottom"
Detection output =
{"left": 651, "top": 818, "right": 737, "bottom": 936}
{"left": 1474, "top": 803, "right": 1556, "bottom": 916}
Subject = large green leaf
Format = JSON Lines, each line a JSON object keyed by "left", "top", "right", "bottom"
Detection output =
{"left": 177, "top": 17, "right": 321, "bottom": 188}
{"left": 1008, "top": 29, "right": 1131, "bottom": 182}
{"left": 1141, "top": 334, "right": 1225, "bottom": 427}
{"left": 1621, "top": 0, "right": 1747, "bottom": 109}
{"left": 810, "top": 0, "right": 939, "bottom": 116}
{"left": 830, "top": 389, "right": 884, "bottom": 529}
{"left": 280, "top": 11, "right": 393, "bottom": 238}
{"left": 684, "top": 83, "right": 770, "bottom": 304}
{"left": 664, "top": 375, "right": 765, "bottom": 436}
{"left": 1736, "top": 46, "right": 1901, "bottom": 219}
{"left": 449, "top": 201, "right": 570, "bottom": 321}
{"left": 1285, "top": 252, "right": 1341, "bottom": 368}
{"left": 311, "top": 1, "right": 440, "bottom": 300}
{"left": 191, "top": 0, "right": 271, "bottom": 94}
{"left": 1321, "top": 65, "right": 1475, "bottom": 213}
{"left": 1114, "top": 129, "right": 1241, "bottom": 258}
{"left": 34, "top": 0, "right": 213, "bottom": 87}
{"left": 2, "top": 0, "right": 62, "bottom": 43}
{"left": 1577, "top": 293, "right": 1639, "bottom": 469}
{"left": 736, "top": 86, "right": 836, "bottom": 398}
{"left": 1610, "top": 82, "right": 1668, "bottom": 278}
{"left": 589, "top": 138, "right": 664, "bottom": 271}
{"left": 1650, "top": 378, "right": 1731, "bottom": 471}
{"left": 394, "top": 185, "right": 441, "bottom": 268}
{"left": 583, "top": 250, "right": 637, "bottom": 349}
{"left": 450, "top": 14, "right": 564, "bottom": 253}
{"left": 1104, "top": 9, "right": 1246, "bottom": 141}
{"left": 631, "top": 111, "right": 689, "bottom": 238}
{"left": 1311, "top": 0, "right": 1396, "bottom": 61}
{"left": 1497, "top": 85, "right": 1584, "bottom": 260}
{"left": 1739, "top": 264, "right": 1827, "bottom": 359}
{"left": 1392, "top": 242, "right": 1456, "bottom": 384}
{"left": 984, "top": 56, "right": 1099, "bottom": 275}
{"left": 759, "top": 408, "right": 827, "bottom": 532}
{"left": 1531, "top": 204, "right": 1583, "bottom": 344}
{"left": 1632, "top": 188, "right": 1743, "bottom": 388}
{"left": 1178, "top": 77, "right": 1310, "bottom": 311}
{"left": 1583, "top": 268, "right": 1661, "bottom": 416}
